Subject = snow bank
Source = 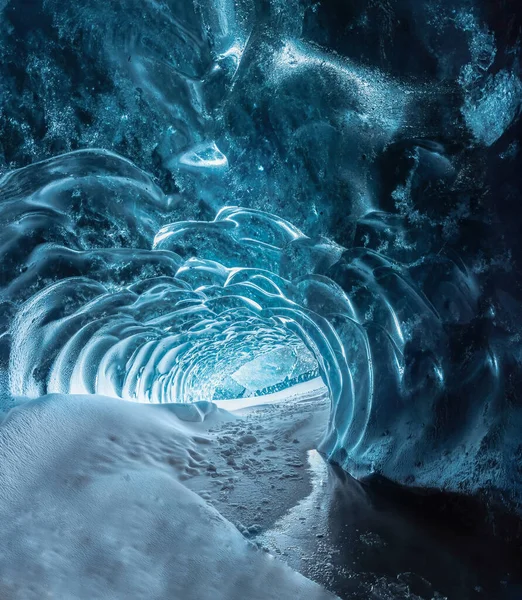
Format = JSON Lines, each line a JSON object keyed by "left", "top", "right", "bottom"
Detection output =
{"left": 0, "top": 394, "right": 336, "bottom": 600}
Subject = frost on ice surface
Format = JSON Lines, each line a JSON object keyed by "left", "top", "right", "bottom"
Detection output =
{"left": 461, "top": 69, "right": 522, "bottom": 147}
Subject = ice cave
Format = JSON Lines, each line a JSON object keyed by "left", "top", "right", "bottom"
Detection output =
{"left": 0, "top": 0, "right": 521, "bottom": 598}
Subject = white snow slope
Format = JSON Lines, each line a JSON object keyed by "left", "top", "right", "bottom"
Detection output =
{"left": 0, "top": 394, "right": 337, "bottom": 600}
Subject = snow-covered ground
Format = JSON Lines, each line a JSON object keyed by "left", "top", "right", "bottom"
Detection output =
{"left": 1, "top": 383, "right": 519, "bottom": 600}
{"left": 0, "top": 392, "right": 336, "bottom": 600}
{"left": 188, "top": 378, "right": 331, "bottom": 532}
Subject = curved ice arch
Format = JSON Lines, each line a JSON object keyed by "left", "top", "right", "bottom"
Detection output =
{"left": 1, "top": 151, "right": 519, "bottom": 506}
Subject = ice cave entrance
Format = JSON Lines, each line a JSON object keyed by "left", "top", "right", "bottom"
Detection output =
{"left": 211, "top": 343, "right": 328, "bottom": 411}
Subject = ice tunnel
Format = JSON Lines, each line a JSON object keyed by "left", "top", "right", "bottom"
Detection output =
{"left": 0, "top": 0, "right": 522, "bottom": 598}
{"left": 0, "top": 145, "right": 519, "bottom": 506}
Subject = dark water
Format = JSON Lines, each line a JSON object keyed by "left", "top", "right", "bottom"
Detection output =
{"left": 261, "top": 451, "right": 522, "bottom": 600}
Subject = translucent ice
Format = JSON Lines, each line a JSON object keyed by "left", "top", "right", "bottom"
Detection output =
{"left": 1, "top": 148, "right": 520, "bottom": 511}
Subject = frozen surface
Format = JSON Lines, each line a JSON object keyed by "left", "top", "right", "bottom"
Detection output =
{"left": 0, "top": 394, "right": 337, "bottom": 600}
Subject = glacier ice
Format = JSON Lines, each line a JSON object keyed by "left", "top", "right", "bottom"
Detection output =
{"left": 0, "top": 146, "right": 520, "bottom": 513}
{"left": 0, "top": 0, "right": 521, "bottom": 522}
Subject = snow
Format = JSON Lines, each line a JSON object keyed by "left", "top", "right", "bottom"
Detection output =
{"left": 0, "top": 394, "right": 337, "bottom": 600}
{"left": 187, "top": 382, "right": 330, "bottom": 534}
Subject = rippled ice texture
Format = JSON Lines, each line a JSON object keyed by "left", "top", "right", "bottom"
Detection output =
{"left": 0, "top": 0, "right": 522, "bottom": 515}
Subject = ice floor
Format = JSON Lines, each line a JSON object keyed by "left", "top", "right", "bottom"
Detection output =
{"left": 0, "top": 391, "right": 335, "bottom": 600}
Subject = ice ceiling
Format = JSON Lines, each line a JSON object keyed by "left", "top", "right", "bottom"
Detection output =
{"left": 0, "top": 0, "right": 521, "bottom": 512}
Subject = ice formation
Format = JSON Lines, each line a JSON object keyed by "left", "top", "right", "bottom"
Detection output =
{"left": 0, "top": 0, "right": 521, "bottom": 535}
{"left": 1, "top": 143, "right": 520, "bottom": 511}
